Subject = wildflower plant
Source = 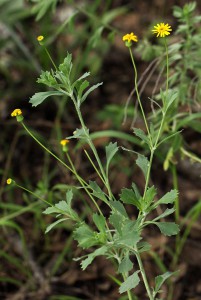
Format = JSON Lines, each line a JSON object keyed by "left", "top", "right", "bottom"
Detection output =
{"left": 7, "top": 23, "right": 182, "bottom": 299}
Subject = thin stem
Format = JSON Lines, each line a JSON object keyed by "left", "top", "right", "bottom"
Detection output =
{"left": 66, "top": 153, "right": 108, "bottom": 213}
{"left": 15, "top": 183, "right": 51, "bottom": 206}
{"left": 129, "top": 47, "right": 151, "bottom": 141}
{"left": 172, "top": 165, "right": 179, "bottom": 224}
{"left": 21, "top": 122, "right": 74, "bottom": 174}
{"left": 122, "top": 273, "right": 133, "bottom": 300}
{"left": 135, "top": 251, "right": 154, "bottom": 300}
{"left": 84, "top": 149, "right": 105, "bottom": 184}
{"left": 44, "top": 46, "right": 58, "bottom": 71}
{"left": 170, "top": 165, "right": 180, "bottom": 269}
{"left": 66, "top": 154, "right": 113, "bottom": 240}
{"left": 164, "top": 38, "right": 169, "bottom": 94}
{"left": 72, "top": 98, "right": 113, "bottom": 199}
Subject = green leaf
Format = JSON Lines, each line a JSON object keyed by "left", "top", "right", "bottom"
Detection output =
{"left": 105, "top": 142, "right": 119, "bottom": 174}
{"left": 29, "top": 91, "right": 63, "bottom": 107}
{"left": 154, "top": 271, "right": 177, "bottom": 296}
{"left": 66, "top": 189, "right": 73, "bottom": 206}
{"left": 120, "top": 187, "right": 141, "bottom": 210}
{"left": 143, "top": 186, "right": 156, "bottom": 211}
{"left": 58, "top": 52, "right": 73, "bottom": 78}
{"left": 136, "top": 154, "right": 149, "bottom": 179}
{"left": 81, "top": 246, "right": 107, "bottom": 270}
{"left": 72, "top": 72, "right": 90, "bottom": 88}
{"left": 74, "top": 223, "right": 98, "bottom": 249}
{"left": 118, "top": 255, "right": 133, "bottom": 274}
{"left": 153, "top": 208, "right": 175, "bottom": 222}
{"left": 155, "top": 190, "right": 178, "bottom": 207}
{"left": 133, "top": 128, "right": 150, "bottom": 145}
{"left": 43, "top": 206, "right": 62, "bottom": 215}
{"left": 45, "top": 218, "right": 68, "bottom": 233}
{"left": 32, "top": 0, "right": 58, "bottom": 21}
{"left": 55, "top": 200, "right": 68, "bottom": 212}
{"left": 110, "top": 200, "right": 128, "bottom": 218}
{"left": 88, "top": 26, "right": 104, "bottom": 48}
{"left": 154, "top": 222, "right": 180, "bottom": 236}
{"left": 89, "top": 181, "right": 109, "bottom": 204}
{"left": 119, "top": 271, "right": 140, "bottom": 294}
{"left": 81, "top": 82, "right": 103, "bottom": 103}
{"left": 137, "top": 241, "right": 151, "bottom": 253}
{"left": 118, "top": 229, "right": 141, "bottom": 248}
{"left": 92, "top": 213, "right": 106, "bottom": 233}
{"left": 78, "top": 80, "right": 90, "bottom": 99}
{"left": 109, "top": 212, "right": 124, "bottom": 234}
{"left": 66, "top": 128, "right": 89, "bottom": 140}
{"left": 37, "top": 70, "right": 58, "bottom": 88}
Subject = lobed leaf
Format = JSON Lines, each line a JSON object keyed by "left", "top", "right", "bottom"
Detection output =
{"left": 118, "top": 255, "right": 133, "bottom": 274}
{"left": 154, "top": 271, "right": 178, "bottom": 296}
{"left": 81, "top": 246, "right": 107, "bottom": 270}
{"left": 154, "top": 222, "right": 180, "bottom": 236}
{"left": 155, "top": 190, "right": 178, "bottom": 207}
{"left": 133, "top": 128, "right": 150, "bottom": 146}
{"left": 119, "top": 271, "right": 140, "bottom": 294}
{"left": 29, "top": 91, "right": 63, "bottom": 107}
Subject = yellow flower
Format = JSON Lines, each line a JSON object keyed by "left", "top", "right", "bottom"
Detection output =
{"left": 60, "top": 139, "right": 69, "bottom": 146}
{"left": 7, "top": 178, "right": 12, "bottom": 185}
{"left": 152, "top": 23, "right": 172, "bottom": 38}
{"left": 11, "top": 109, "right": 22, "bottom": 117}
{"left": 37, "top": 35, "right": 44, "bottom": 42}
{"left": 122, "top": 32, "right": 138, "bottom": 46}
{"left": 11, "top": 108, "right": 23, "bottom": 122}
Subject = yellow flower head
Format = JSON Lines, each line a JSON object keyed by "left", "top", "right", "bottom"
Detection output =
{"left": 37, "top": 35, "right": 44, "bottom": 42}
{"left": 60, "top": 139, "right": 69, "bottom": 146}
{"left": 7, "top": 178, "right": 12, "bottom": 185}
{"left": 152, "top": 23, "right": 172, "bottom": 38}
{"left": 122, "top": 32, "right": 138, "bottom": 47}
{"left": 11, "top": 108, "right": 23, "bottom": 122}
{"left": 11, "top": 109, "right": 22, "bottom": 117}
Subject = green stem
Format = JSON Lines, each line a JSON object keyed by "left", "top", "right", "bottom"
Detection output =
{"left": 84, "top": 149, "right": 105, "bottom": 184}
{"left": 21, "top": 122, "right": 74, "bottom": 174}
{"left": 66, "top": 153, "right": 108, "bottom": 213}
{"left": 164, "top": 38, "right": 169, "bottom": 94}
{"left": 16, "top": 183, "right": 51, "bottom": 206}
{"left": 135, "top": 251, "right": 154, "bottom": 300}
{"left": 72, "top": 98, "right": 113, "bottom": 199}
{"left": 129, "top": 47, "right": 151, "bottom": 140}
{"left": 43, "top": 46, "right": 58, "bottom": 71}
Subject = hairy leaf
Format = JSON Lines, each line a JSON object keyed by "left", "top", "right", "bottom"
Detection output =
{"left": 156, "top": 190, "right": 178, "bottom": 206}
{"left": 81, "top": 246, "right": 107, "bottom": 270}
{"left": 93, "top": 213, "right": 106, "bottom": 233}
{"left": 74, "top": 223, "right": 98, "bottom": 249}
{"left": 118, "top": 255, "right": 133, "bottom": 274}
{"left": 136, "top": 154, "right": 149, "bottom": 179}
{"left": 45, "top": 218, "right": 68, "bottom": 233}
{"left": 154, "top": 271, "right": 177, "bottom": 296}
{"left": 29, "top": 91, "right": 63, "bottom": 107}
{"left": 154, "top": 222, "right": 180, "bottom": 236}
{"left": 120, "top": 186, "right": 141, "bottom": 210}
{"left": 119, "top": 271, "right": 140, "bottom": 294}
{"left": 89, "top": 181, "right": 109, "bottom": 204}
{"left": 133, "top": 128, "right": 150, "bottom": 145}
{"left": 105, "top": 142, "right": 118, "bottom": 174}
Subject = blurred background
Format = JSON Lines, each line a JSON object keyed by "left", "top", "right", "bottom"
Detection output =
{"left": 1, "top": 1, "right": 201, "bottom": 299}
